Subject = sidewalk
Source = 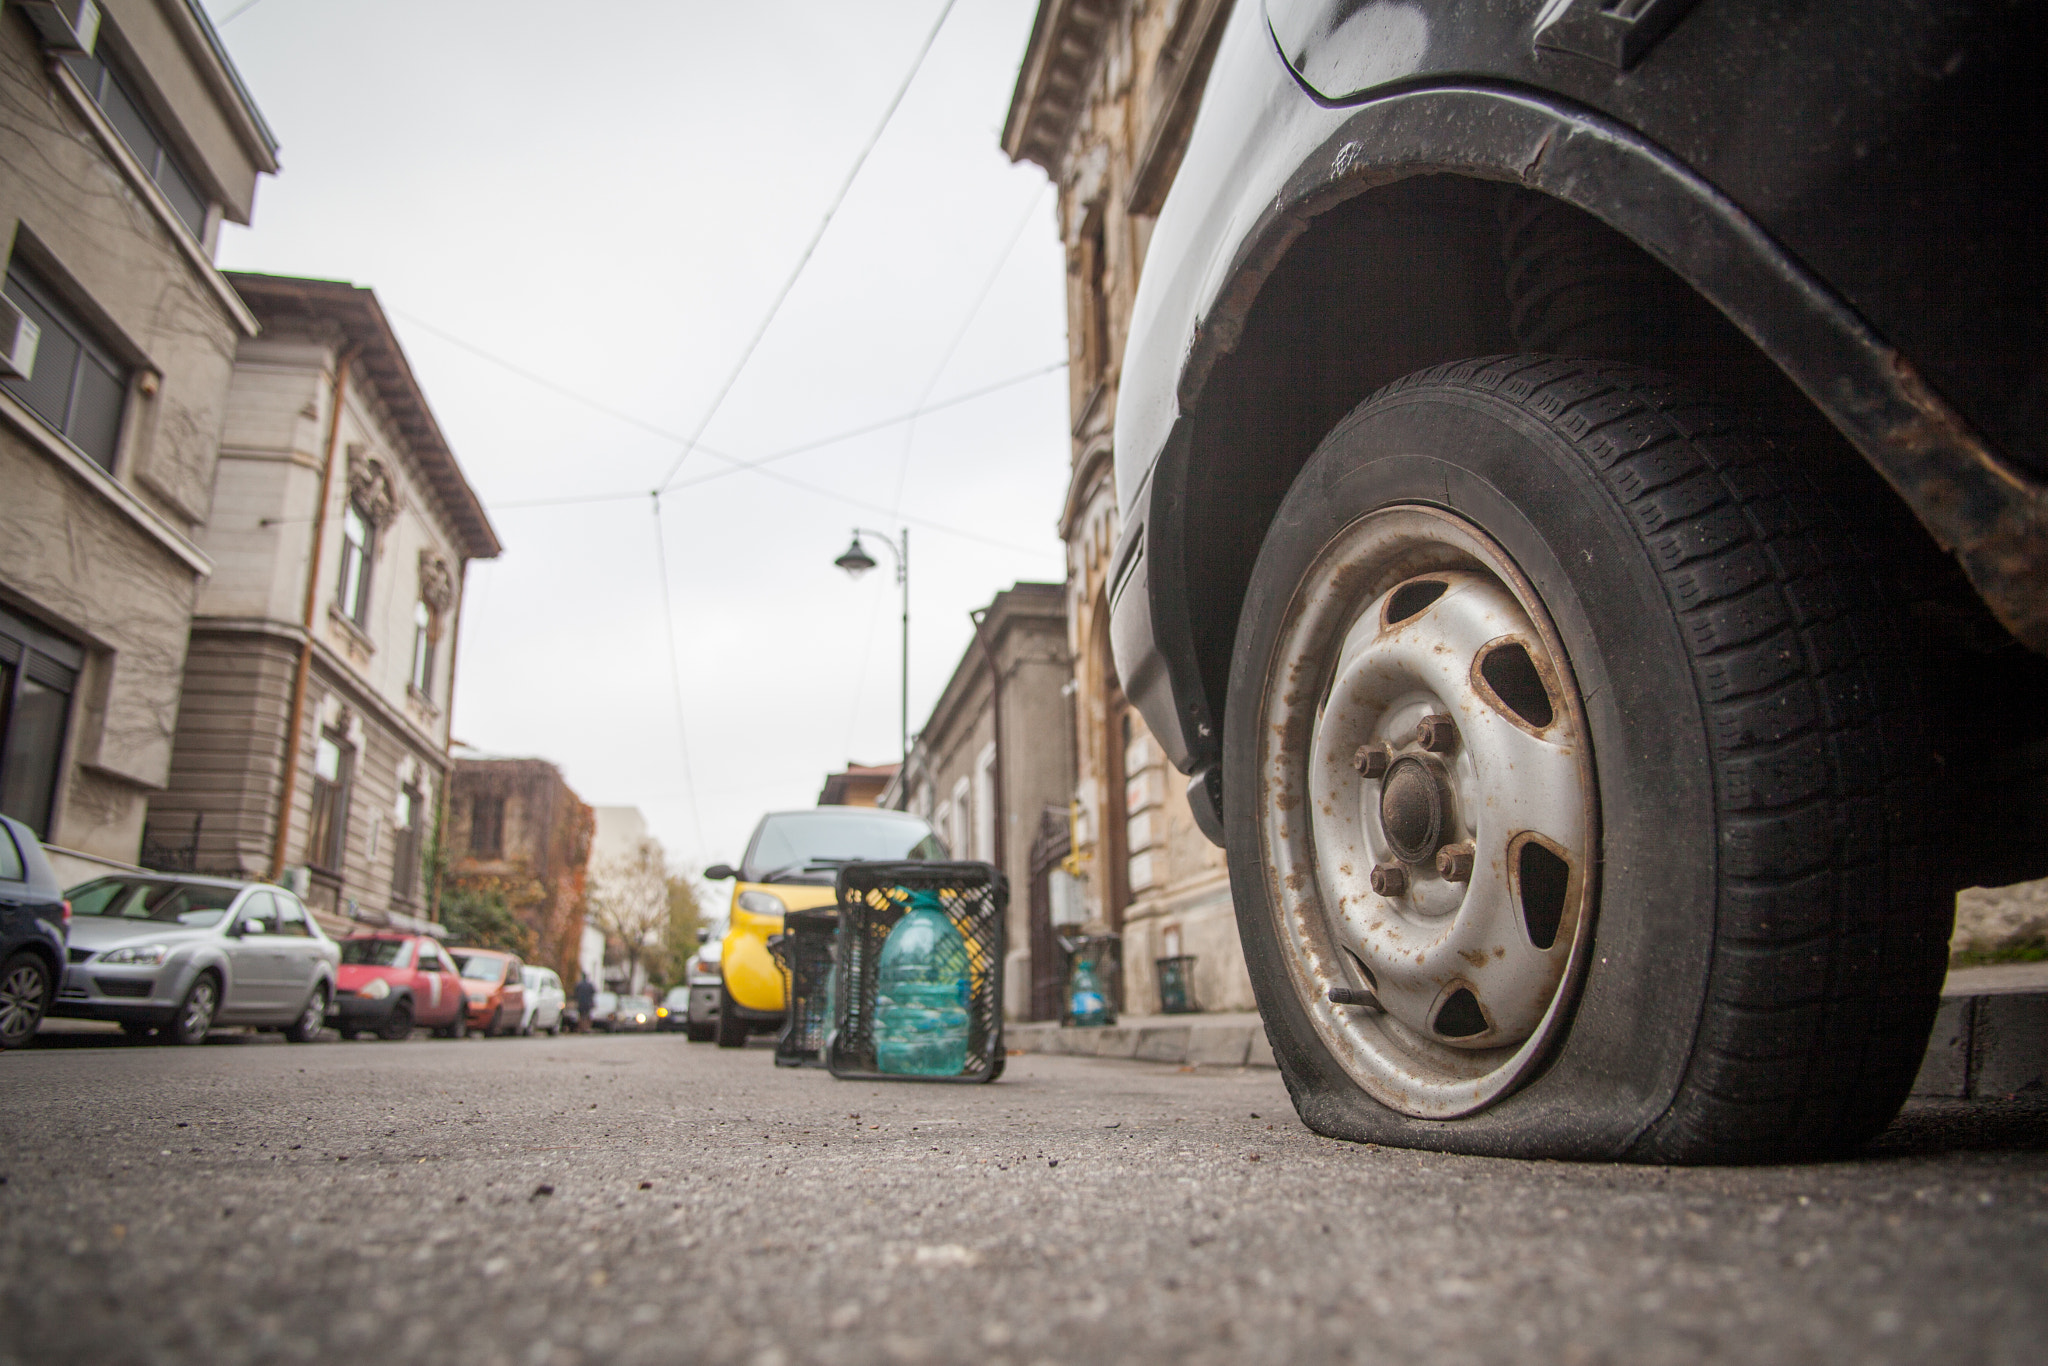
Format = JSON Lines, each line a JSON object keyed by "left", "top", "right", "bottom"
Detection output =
{"left": 1007, "top": 962, "right": 2048, "bottom": 1100}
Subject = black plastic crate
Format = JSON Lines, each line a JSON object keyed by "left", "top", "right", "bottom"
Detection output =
{"left": 769, "top": 908, "right": 839, "bottom": 1068}
{"left": 827, "top": 861, "right": 1006, "bottom": 1084}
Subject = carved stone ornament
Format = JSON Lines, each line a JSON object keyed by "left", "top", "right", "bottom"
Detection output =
{"left": 345, "top": 444, "right": 402, "bottom": 530}
{"left": 418, "top": 549, "right": 456, "bottom": 615}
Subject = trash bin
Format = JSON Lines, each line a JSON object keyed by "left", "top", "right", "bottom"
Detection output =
{"left": 827, "top": 860, "right": 1006, "bottom": 1084}
{"left": 1155, "top": 954, "right": 1199, "bottom": 1014}
{"left": 769, "top": 908, "right": 838, "bottom": 1068}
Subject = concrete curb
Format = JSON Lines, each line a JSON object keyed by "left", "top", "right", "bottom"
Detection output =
{"left": 1007, "top": 964, "right": 2047, "bottom": 1099}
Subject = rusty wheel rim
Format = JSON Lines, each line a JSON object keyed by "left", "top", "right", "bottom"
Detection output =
{"left": 1257, "top": 506, "right": 1598, "bottom": 1118}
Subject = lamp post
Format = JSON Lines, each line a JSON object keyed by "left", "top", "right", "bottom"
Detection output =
{"left": 834, "top": 527, "right": 909, "bottom": 762}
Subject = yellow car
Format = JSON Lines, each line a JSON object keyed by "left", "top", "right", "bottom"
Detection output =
{"left": 703, "top": 808, "right": 945, "bottom": 1049}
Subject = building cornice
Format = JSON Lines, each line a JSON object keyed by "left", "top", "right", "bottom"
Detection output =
{"left": 1002, "top": 0, "right": 1118, "bottom": 174}
{"left": 163, "top": 0, "right": 280, "bottom": 174}
{"left": 224, "top": 273, "right": 503, "bottom": 561}
{"left": 1058, "top": 436, "right": 1116, "bottom": 540}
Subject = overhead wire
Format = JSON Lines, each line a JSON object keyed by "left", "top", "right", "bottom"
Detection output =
{"left": 652, "top": 0, "right": 961, "bottom": 493}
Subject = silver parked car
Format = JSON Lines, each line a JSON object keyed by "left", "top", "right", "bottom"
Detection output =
{"left": 53, "top": 875, "right": 338, "bottom": 1045}
{"left": 519, "top": 965, "right": 565, "bottom": 1036}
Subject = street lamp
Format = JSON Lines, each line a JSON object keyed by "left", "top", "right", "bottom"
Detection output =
{"left": 834, "top": 527, "right": 909, "bottom": 762}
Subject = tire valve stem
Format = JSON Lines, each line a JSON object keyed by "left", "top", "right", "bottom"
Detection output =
{"left": 1329, "top": 985, "right": 1384, "bottom": 1012}
{"left": 1370, "top": 862, "right": 1408, "bottom": 896}
{"left": 1436, "top": 842, "right": 1476, "bottom": 883}
{"left": 1352, "top": 744, "right": 1390, "bottom": 779}
{"left": 1416, "top": 714, "right": 1458, "bottom": 753}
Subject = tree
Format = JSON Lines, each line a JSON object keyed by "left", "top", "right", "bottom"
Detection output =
{"left": 654, "top": 872, "right": 707, "bottom": 992}
{"left": 438, "top": 879, "right": 537, "bottom": 959}
{"left": 586, "top": 838, "right": 671, "bottom": 993}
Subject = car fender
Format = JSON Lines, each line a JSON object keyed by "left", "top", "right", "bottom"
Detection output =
{"left": 1116, "top": 43, "right": 2048, "bottom": 781}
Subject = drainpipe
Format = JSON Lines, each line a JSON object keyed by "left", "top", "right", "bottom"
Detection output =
{"left": 428, "top": 560, "right": 468, "bottom": 924}
{"left": 270, "top": 349, "right": 352, "bottom": 880}
{"left": 968, "top": 605, "right": 1005, "bottom": 876}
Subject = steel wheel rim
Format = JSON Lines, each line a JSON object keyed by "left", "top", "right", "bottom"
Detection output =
{"left": 182, "top": 980, "right": 217, "bottom": 1039}
{"left": 0, "top": 963, "right": 45, "bottom": 1043}
{"left": 298, "top": 991, "right": 324, "bottom": 1035}
{"left": 1257, "top": 505, "right": 1598, "bottom": 1118}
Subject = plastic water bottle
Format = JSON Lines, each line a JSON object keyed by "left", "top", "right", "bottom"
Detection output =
{"left": 1068, "top": 954, "right": 1114, "bottom": 1027}
{"left": 874, "top": 890, "right": 970, "bottom": 1076}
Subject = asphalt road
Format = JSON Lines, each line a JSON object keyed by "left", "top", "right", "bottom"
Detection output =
{"left": 2, "top": 1028, "right": 2045, "bottom": 1366}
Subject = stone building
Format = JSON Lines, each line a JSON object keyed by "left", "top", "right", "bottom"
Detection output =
{"left": 0, "top": 0, "right": 275, "bottom": 886}
{"left": 145, "top": 273, "right": 501, "bottom": 936}
{"left": 1003, "top": 0, "right": 1253, "bottom": 1014}
{"left": 817, "top": 762, "right": 897, "bottom": 808}
{"left": 445, "top": 749, "right": 593, "bottom": 981}
{"left": 884, "top": 582, "right": 1073, "bottom": 1020}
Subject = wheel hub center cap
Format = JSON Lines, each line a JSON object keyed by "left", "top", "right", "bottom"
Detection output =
{"left": 1379, "top": 756, "right": 1450, "bottom": 864}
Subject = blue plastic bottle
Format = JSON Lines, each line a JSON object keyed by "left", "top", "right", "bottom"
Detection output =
{"left": 1067, "top": 954, "right": 1115, "bottom": 1027}
{"left": 874, "top": 890, "right": 970, "bottom": 1076}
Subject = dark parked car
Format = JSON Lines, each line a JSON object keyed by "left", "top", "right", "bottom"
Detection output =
{"left": 54, "top": 875, "right": 337, "bottom": 1044}
{"left": 655, "top": 985, "right": 691, "bottom": 1033}
{"left": 334, "top": 934, "right": 469, "bottom": 1040}
{"left": 1109, "top": 1, "right": 2047, "bottom": 1164}
{"left": 0, "top": 813, "right": 68, "bottom": 1049}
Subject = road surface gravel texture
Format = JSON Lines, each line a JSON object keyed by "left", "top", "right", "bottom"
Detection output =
{"left": 1, "top": 1032, "right": 2044, "bottom": 1366}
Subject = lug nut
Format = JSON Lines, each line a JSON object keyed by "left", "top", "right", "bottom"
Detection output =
{"left": 1370, "top": 862, "right": 1408, "bottom": 896}
{"left": 1352, "top": 744, "right": 1390, "bottom": 779}
{"left": 1415, "top": 713, "right": 1458, "bottom": 753}
{"left": 1436, "top": 842, "right": 1475, "bottom": 882}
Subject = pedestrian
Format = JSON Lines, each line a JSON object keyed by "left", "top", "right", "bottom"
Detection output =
{"left": 573, "top": 975, "right": 596, "bottom": 1033}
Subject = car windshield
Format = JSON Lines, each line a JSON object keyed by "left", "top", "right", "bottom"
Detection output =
{"left": 743, "top": 811, "right": 945, "bottom": 883}
{"left": 341, "top": 939, "right": 409, "bottom": 966}
{"left": 595, "top": 992, "right": 618, "bottom": 1011}
{"left": 622, "top": 997, "right": 653, "bottom": 1013}
{"left": 67, "top": 877, "right": 240, "bottom": 928}
{"left": 663, "top": 987, "right": 690, "bottom": 1007}
{"left": 456, "top": 955, "right": 507, "bottom": 982}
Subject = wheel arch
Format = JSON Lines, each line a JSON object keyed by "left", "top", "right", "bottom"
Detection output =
{"left": 1144, "top": 86, "right": 2048, "bottom": 781}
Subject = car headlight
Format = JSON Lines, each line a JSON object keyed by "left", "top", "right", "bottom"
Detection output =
{"left": 737, "top": 891, "right": 785, "bottom": 916}
{"left": 99, "top": 944, "right": 168, "bottom": 966}
{"left": 656, "top": 1007, "right": 669, "bottom": 1017}
{"left": 359, "top": 977, "right": 391, "bottom": 1000}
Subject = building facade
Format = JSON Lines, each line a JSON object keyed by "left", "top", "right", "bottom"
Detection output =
{"left": 817, "top": 762, "right": 897, "bottom": 808}
{"left": 445, "top": 751, "right": 593, "bottom": 981}
{"left": 885, "top": 582, "right": 1073, "bottom": 1020}
{"left": 0, "top": 0, "right": 275, "bottom": 886}
{"left": 145, "top": 273, "right": 501, "bottom": 936}
{"left": 1003, "top": 0, "right": 1254, "bottom": 1014}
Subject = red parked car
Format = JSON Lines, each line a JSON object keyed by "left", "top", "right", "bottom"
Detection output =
{"left": 450, "top": 948, "right": 526, "bottom": 1037}
{"left": 333, "top": 935, "right": 468, "bottom": 1041}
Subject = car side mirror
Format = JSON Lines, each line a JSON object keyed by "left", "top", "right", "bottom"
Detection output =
{"left": 696, "top": 927, "right": 710, "bottom": 944}
{"left": 704, "top": 863, "right": 736, "bottom": 881}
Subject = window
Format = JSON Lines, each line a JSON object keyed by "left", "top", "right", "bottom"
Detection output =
{"left": 273, "top": 895, "right": 311, "bottom": 937}
{"left": 0, "top": 824, "right": 22, "bottom": 882}
{"left": 470, "top": 794, "right": 503, "bottom": 858}
{"left": 306, "top": 730, "right": 352, "bottom": 871}
{"left": 336, "top": 502, "right": 374, "bottom": 626}
{"left": 60, "top": 50, "right": 208, "bottom": 237}
{"left": 2, "top": 258, "right": 128, "bottom": 471}
{"left": 0, "top": 605, "right": 82, "bottom": 839}
{"left": 236, "top": 890, "right": 278, "bottom": 936}
{"left": 408, "top": 601, "right": 435, "bottom": 697}
{"left": 392, "top": 783, "right": 424, "bottom": 901}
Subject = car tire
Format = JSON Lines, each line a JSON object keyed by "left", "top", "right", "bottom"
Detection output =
{"left": 714, "top": 981, "right": 748, "bottom": 1048}
{"left": 165, "top": 973, "right": 220, "bottom": 1046}
{"left": 337, "top": 1027, "right": 360, "bottom": 1041}
{"left": 1224, "top": 356, "right": 1942, "bottom": 1164}
{"left": 0, "top": 951, "right": 52, "bottom": 1049}
{"left": 378, "top": 1001, "right": 414, "bottom": 1042}
{"left": 686, "top": 1021, "right": 714, "bottom": 1043}
{"left": 285, "top": 985, "right": 327, "bottom": 1043}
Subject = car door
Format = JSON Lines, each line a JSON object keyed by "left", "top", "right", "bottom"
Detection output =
{"left": 268, "top": 894, "right": 323, "bottom": 1018}
{"left": 219, "top": 891, "right": 285, "bottom": 1017}
{"left": 500, "top": 958, "right": 525, "bottom": 1031}
{"left": 413, "top": 940, "right": 452, "bottom": 1024}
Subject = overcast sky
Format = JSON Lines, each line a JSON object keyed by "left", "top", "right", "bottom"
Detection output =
{"left": 199, "top": 1, "right": 1070, "bottom": 874}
